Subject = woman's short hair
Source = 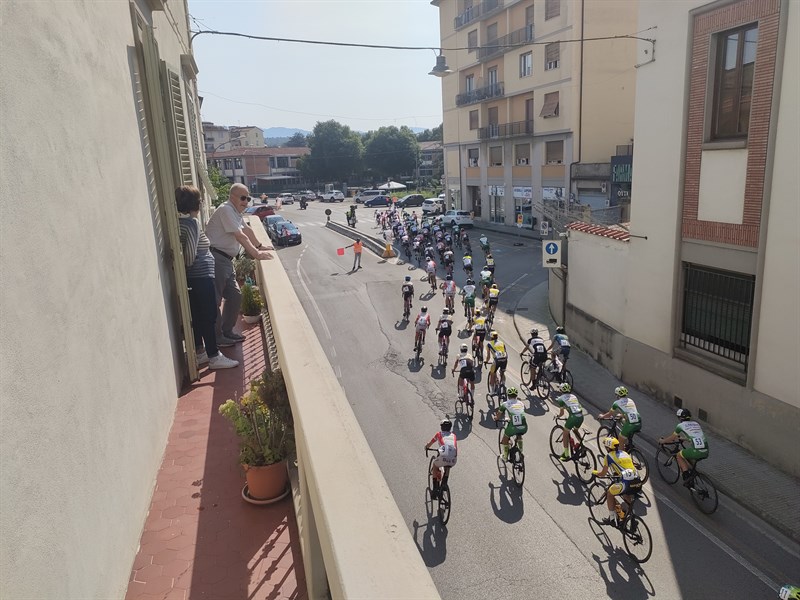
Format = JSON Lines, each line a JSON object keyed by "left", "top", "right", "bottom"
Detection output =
{"left": 175, "top": 185, "right": 202, "bottom": 213}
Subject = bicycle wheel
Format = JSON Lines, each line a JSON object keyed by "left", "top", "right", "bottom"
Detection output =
{"left": 536, "top": 370, "right": 550, "bottom": 399}
{"left": 438, "top": 484, "right": 451, "bottom": 525}
{"left": 453, "top": 397, "right": 464, "bottom": 419}
{"left": 690, "top": 473, "right": 719, "bottom": 514}
{"left": 427, "top": 456, "right": 435, "bottom": 495}
{"left": 512, "top": 454, "right": 525, "bottom": 488}
{"left": 587, "top": 482, "right": 607, "bottom": 520}
{"left": 497, "top": 425, "right": 505, "bottom": 456}
{"left": 656, "top": 448, "right": 680, "bottom": 484}
{"left": 520, "top": 361, "right": 532, "bottom": 386}
{"left": 596, "top": 426, "right": 614, "bottom": 455}
{"left": 562, "top": 369, "right": 574, "bottom": 388}
{"left": 622, "top": 514, "right": 653, "bottom": 563}
{"left": 575, "top": 447, "right": 598, "bottom": 484}
{"left": 465, "top": 390, "right": 474, "bottom": 421}
{"left": 629, "top": 448, "right": 650, "bottom": 484}
{"left": 549, "top": 425, "right": 565, "bottom": 458}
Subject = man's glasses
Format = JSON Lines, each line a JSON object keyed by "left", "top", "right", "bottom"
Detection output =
{"left": 239, "top": 195, "right": 250, "bottom": 202}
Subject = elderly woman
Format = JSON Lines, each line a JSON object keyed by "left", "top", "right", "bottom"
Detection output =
{"left": 176, "top": 185, "right": 238, "bottom": 370}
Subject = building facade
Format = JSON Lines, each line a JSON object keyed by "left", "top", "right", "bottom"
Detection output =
{"left": 561, "top": 0, "right": 799, "bottom": 476}
{"left": 207, "top": 147, "right": 311, "bottom": 194}
{"left": 203, "top": 122, "right": 265, "bottom": 153}
{"left": 432, "top": 0, "right": 637, "bottom": 229}
{"left": 419, "top": 140, "right": 444, "bottom": 183}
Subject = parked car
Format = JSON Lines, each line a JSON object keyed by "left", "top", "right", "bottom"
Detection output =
{"left": 277, "top": 192, "right": 295, "bottom": 205}
{"left": 396, "top": 194, "right": 425, "bottom": 208}
{"left": 421, "top": 198, "right": 444, "bottom": 215}
{"left": 299, "top": 190, "right": 317, "bottom": 201}
{"left": 443, "top": 209, "right": 474, "bottom": 228}
{"left": 263, "top": 215, "right": 287, "bottom": 235}
{"left": 244, "top": 205, "right": 276, "bottom": 219}
{"left": 273, "top": 221, "right": 302, "bottom": 246}
{"left": 363, "top": 194, "right": 392, "bottom": 207}
{"left": 354, "top": 189, "right": 385, "bottom": 204}
{"left": 321, "top": 190, "right": 345, "bottom": 202}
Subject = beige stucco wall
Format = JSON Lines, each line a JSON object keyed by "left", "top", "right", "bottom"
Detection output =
{"left": 753, "top": 0, "right": 800, "bottom": 409}
{"left": 697, "top": 148, "right": 748, "bottom": 224}
{"left": 0, "top": 2, "right": 193, "bottom": 598}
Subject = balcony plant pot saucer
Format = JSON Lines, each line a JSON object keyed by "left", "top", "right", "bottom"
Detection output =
{"left": 242, "top": 461, "right": 289, "bottom": 504}
{"left": 242, "top": 314, "right": 262, "bottom": 324}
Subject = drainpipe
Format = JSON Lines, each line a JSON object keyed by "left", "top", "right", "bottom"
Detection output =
{"left": 567, "top": 0, "right": 586, "bottom": 213}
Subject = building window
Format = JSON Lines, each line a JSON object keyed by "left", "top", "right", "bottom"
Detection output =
{"left": 486, "top": 22, "right": 498, "bottom": 44}
{"left": 468, "top": 29, "right": 478, "bottom": 52}
{"left": 545, "top": 140, "right": 563, "bottom": 163}
{"left": 680, "top": 264, "right": 755, "bottom": 368}
{"left": 487, "top": 106, "right": 499, "bottom": 136}
{"left": 545, "top": 0, "right": 560, "bottom": 20}
{"left": 540, "top": 91, "right": 559, "bottom": 118}
{"left": 465, "top": 74, "right": 475, "bottom": 92}
{"left": 515, "top": 143, "right": 530, "bottom": 165}
{"left": 520, "top": 52, "right": 532, "bottom": 77}
{"left": 545, "top": 43, "right": 560, "bottom": 70}
{"left": 468, "top": 148, "right": 480, "bottom": 167}
{"left": 488, "top": 67, "right": 498, "bottom": 88}
{"left": 489, "top": 193, "right": 505, "bottom": 224}
{"left": 469, "top": 110, "right": 479, "bottom": 130}
{"left": 711, "top": 24, "right": 758, "bottom": 139}
{"left": 489, "top": 146, "right": 503, "bottom": 166}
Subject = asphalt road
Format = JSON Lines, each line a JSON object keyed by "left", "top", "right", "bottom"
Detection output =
{"left": 268, "top": 201, "right": 799, "bottom": 599}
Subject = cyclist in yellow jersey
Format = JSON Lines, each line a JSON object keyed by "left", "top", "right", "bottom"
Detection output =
{"left": 592, "top": 437, "right": 643, "bottom": 525}
{"left": 484, "top": 331, "right": 508, "bottom": 391}
{"left": 472, "top": 309, "right": 487, "bottom": 352}
{"left": 487, "top": 283, "right": 500, "bottom": 319}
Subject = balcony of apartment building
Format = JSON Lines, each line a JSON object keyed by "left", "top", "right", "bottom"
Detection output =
{"left": 476, "top": 24, "right": 534, "bottom": 62}
{"left": 456, "top": 81, "right": 505, "bottom": 107}
{"left": 478, "top": 119, "right": 533, "bottom": 141}
{"left": 454, "top": 0, "right": 504, "bottom": 30}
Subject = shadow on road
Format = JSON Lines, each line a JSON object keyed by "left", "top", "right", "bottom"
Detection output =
{"left": 407, "top": 357, "right": 425, "bottom": 372}
{"left": 488, "top": 475, "right": 524, "bottom": 524}
{"left": 547, "top": 455, "right": 588, "bottom": 507}
{"left": 590, "top": 546, "right": 655, "bottom": 600}
{"left": 394, "top": 319, "right": 409, "bottom": 331}
{"left": 412, "top": 508, "right": 448, "bottom": 567}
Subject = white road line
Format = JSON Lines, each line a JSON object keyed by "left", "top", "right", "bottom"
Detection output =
{"left": 296, "top": 259, "right": 332, "bottom": 340}
{"left": 504, "top": 273, "right": 528, "bottom": 293}
{"left": 331, "top": 346, "right": 337, "bottom": 358}
{"left": 335, "top": 365, "right": 342, "bottom": 379}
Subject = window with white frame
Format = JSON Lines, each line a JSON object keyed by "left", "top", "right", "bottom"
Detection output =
{"left": 545, "top": 43, "right": 560, "bottom": 70}
{"left": 520, "top": 52, "right": 532, "bottom": 77}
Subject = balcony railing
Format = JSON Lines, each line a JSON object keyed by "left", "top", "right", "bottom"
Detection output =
{"left": 454, "top": 0, "right": 503, "bottom": 29}
{"left": 478, "top": 119, "right": 533, "bottom": 140}
{"left": 477, "top": 24, "right": 534, "bottom": 61}
{"left": 456, "top": 81, "right": 504, "bottom": 106}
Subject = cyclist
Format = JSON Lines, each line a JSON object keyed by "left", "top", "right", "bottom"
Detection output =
{"left": 484, "top": 253, "right": 496, "bottom": 275}
{"left": 521, "top": 328, "right": 549, "bottom": 380}
{"left": 554, "top": 383, "right": 585, "bottom": 461}
{"left": 424, "top": 243, "right": 436, "bottom": 262}
{"left": 592, "top": 437, "right": 643, "bottom": 525}
{"left": 486, "top": 283, "right": 500, "bottom": 320}
{"left": 547, "top": 326, "right": 571, "bottom": 382}
{"left": 451, "top": 343, "right": 476, "bottom": 402}
{"left": 598, "top": 386, "right": 642, "bottom": 451}
{"left": 442, "top": 274, "right": 457, "bottom": 312}
{"left": 425, "top": 257, "right": 437, "bottom": 291}
{"left": 414, "top": 306, "right": 431, "bottom": 350}
{"left": 493, "top": 388, "right": 527, "bottom": 461}
{"left": 460, "top": 278, "right": 477, "bottom": 320}
{"left": 462, "top": 253, "right": 473, "bottom": 277}
{"left": 484, "top": 331, "right": 508, "bottom": 393}
{"left": 460, "top": 229, "right": 470, "bottom": 245}
{"left": 443, "top": 248, "right": 455, "bottom": 275}
{"left": 424, "top": 417, "right": 458, "bottom": 500}
{"left": 401, "top": 275, "right": 414, "bottom": 317}
{"left": 779, "top": 585, "right": 800, "bottom": 600}
{"left": 479, "top": 233, "right": 490, "bottom": 255}
{"left": 479, "top": 267, "right": 493, "bottom": 301}
{"left": 472, "top": 308, "right": 487, "bottom": 357}
{"left": 436, "top": 309, "right": 453, "bottom": 356}
{"left": 659, "top": 408, "right": 709, "bottom": 487}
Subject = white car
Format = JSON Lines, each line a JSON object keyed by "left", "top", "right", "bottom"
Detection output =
{"left": 443, "top": 209, "right": 473, "bottom": 228}
{"left": 299, "top": 190, "right": 317, "bottom": 201}
{"left": 421, "top": 198, "right": 444, "bottom": 215}
{"left": 321, "top": 190, "right": 345, "bottom": 202}
{"left": 277, "top": 192, "right": 295, "bottom": 205}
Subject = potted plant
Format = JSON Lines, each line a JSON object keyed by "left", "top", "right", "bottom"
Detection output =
{"left": 218, "top": 369, "right": 294, "bottom": 503}
{"left": 233, "top": 255, "right": 255, "bottom": 286}
{"left": 240, "top": 283, "right": 263, "bottom": 324}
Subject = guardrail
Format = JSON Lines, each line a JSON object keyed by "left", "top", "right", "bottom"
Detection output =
{"left": 248, "top": 217, "right": 438, "bottom": 599}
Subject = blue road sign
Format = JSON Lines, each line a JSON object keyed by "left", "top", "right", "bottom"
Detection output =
{"left": 546, "top": 242, "right": 559, "bottom": 254}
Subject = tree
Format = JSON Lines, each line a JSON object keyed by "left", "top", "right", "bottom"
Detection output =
{"left": 301, "top": 120, "right": 363, "bottom": 182}
{"left": 363, "top": 126, "right": 418, "bottom": 181}
{"left": 207, "top": 165, "right": 231, "bottom": 207}
{"left": 284, "top": 132, "right": 307, "bottom": 147}
{"left": 417, "top": 123, "right": 443, "bottom": 142}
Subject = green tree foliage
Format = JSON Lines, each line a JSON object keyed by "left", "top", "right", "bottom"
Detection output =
{"left": 284, "top": 132, "right": 307, "bottom": 147}
{"left": 363, "top": 126, "right": 419, "bottom": 181}
{"left": 299, "top": 120, "right": 363, "bottom": 182}
{"left": 208, "top": 165, "right": 231, "bottom": 207}
{"left": 416, "top": 123, "right": 443, "bottom": 142}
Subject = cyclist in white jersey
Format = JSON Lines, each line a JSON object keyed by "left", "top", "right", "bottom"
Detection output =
{"left": 425, "top": 417, "right": 458, "bottom": 499}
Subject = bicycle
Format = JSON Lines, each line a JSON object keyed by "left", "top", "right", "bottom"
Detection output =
{"left": 462, "top": 299, "right": 475, "bottom": 329}
{"left": 656, "top": 441, "right": 718, "bottom": 514}
{"left": 487, "top": 364, "right": 507, "bottom": 401}
{"left": 538, "top": 356, "right": 574, "bottom": 390}
{"left": 437, "top": 333, "right": 450, "bottom": 364}
{"left": 453, "top": 373, "right": 474, "bottom": 421}
{"left": 495, "top": 417, "right": 525, "bottom": 487}
{"left": 486, "top": 301, "right": 497, "bottom": 324}
{"left": 596, "top": 417, "right": 650, "bottom": 484}
{"left": 549, "top": 416, "right": 598, "bottom": 484}
{"left": 472, "top": 336, "right": 484, "bottom": 368}
{"left": 414, "top": 330, "right": 426, "bottom": 363}
{"left": 427, "top": 271, "right": 437, "bottom": 292}
{"left": 445, "top": 262, "right": 454, "bottom": 278}
{"left": 586, "top": 476, "right": 653, "bottom": 563}
{"left": 402, "top": 295, "right": 412, "bottom": 321}
{"left": 520, "top": 352, "right": 550, "bottom": 399}
{"left": 425, "top": 448, "right": 452, "bottom": 525}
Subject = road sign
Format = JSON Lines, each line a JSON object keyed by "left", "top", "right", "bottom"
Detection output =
{"left": 516, "top": 213, "right": 523, "bottom": 228}
{"left": 540, "top": 221, "right": 550, "bottom": 236}
{"left": 542, "top": 240, "right": 561, "bottom": 268}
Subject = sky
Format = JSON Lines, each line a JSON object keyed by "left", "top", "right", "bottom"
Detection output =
{"left": 188, "top": 0, "right": 444, "bottom": 133}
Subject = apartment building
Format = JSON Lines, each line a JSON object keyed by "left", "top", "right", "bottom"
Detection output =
{"left": 419, "top": 140, "right": 444, "bottom": 181}
{"left": 432, "top": 0, "right": 637, "bottom": 228}
{"left": 203, "top": 122, "right": 265, "bottom": 153}
{"left": 562, "top": 0, "right": 798, "bottom": 475}
{"left": 207, "top": 146, "right": 311, "bottom": 194}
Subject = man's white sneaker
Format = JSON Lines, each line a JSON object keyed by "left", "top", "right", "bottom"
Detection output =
{"left": 196, "top": 351, "right": 209, "bottom": 367}
{"left": 208, "top": 353, "right": 239, "bottom": 369}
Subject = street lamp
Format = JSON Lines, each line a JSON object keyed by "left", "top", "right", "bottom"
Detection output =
{"left": 428, "top": 50, "right": 452, "bottom": 77}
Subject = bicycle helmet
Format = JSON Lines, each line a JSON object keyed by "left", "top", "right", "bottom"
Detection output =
{"left": 440, "top": 417, "right": 452, "bottom": 432}
{"left": 490, "top": 331, "right": 498, "bottom": 340}
{"left": 491, "top": 283, "right": 498, "bottom": 289}
{"left": 507, "top": 387, "right": 518, "bottom": 398}
{"left": 559, "top": 383, "right": 572, "bottom": 393}
{"left": 677, "top": 408, "right": 692, "bottom": 421}
{"left": 556, "top": 326, "right": 565, "bottom": 334}
{"left": 474, "top": 308, "right": 482, "bottom": 316}
{"left": 603, "top": 437, "right": 619, "bottom": 450}
{"left": 421, "top": 306, "right": 428, "bottom": 312}
{"left": 466, "top": 278, "right": 474, "bottom": 285}
{"left": 404, "top": 275, "right": 411, "bottom": 282}
{"left": 446, "top": 274, "right": 452, "bottom": 280}
{"left": 614, "top": 386, "right": 628, "bottom": 397}
{"left": 460, "top": 343, "right": 469, "bottom": 353}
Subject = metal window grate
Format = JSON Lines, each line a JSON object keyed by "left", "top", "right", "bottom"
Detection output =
{"left": 680, "top": 264, "right": 755, "bottom": 367}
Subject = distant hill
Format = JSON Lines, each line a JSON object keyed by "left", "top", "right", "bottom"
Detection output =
{"left": 262, "top": 127, "right": 311, "bottom": 138}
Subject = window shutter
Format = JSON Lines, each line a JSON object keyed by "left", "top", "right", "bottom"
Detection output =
{"left": 162, "top": 66, "right": 194, "bottom": 186}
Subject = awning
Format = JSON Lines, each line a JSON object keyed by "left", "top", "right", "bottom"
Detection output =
{"left": 378, "top": 181, "right": 407, "bottom": 190}
{"left": 539, "top": 93, "right": 559, "bottom": 118}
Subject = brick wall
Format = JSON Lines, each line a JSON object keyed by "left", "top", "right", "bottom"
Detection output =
{"left": 682, "top": 0, "right": 780, "bottom": 247}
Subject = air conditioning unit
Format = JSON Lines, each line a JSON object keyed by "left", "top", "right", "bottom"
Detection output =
{"left": 546, "top": 60, "right": 559, "bottom": 70}
{"left": 546, "top": 160, "right": 562, "bottom": 165}
{"left": 517, "top": 158, "right": 529, "bottom": 165}
{"left": 469, "top": 158, "right": 479, "bottom": 167}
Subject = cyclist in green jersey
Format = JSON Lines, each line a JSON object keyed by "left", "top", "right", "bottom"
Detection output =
{"left": 779, "top": 584, "right": 800, "bottom": 600}
{"left": 598, "top": 386, "right": 642, "bottom": 450}
{"left": 554, "top": 383, "right": 584, "bottom": 461}
{"left": 493, "top": 388, "right": 527, "bottom": 461}
{"left": 659, "top": 408, "right": 710, "bottom": 486}
{"left": 460, "top": 278, "right": 477, "bottom": 318}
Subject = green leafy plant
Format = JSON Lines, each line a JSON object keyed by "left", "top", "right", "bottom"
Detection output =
{"left": 208, "top": 165, "right": 232, "bottom": 208}
{"left": 240, "top": 283, "right": 263, "bottom": 316}
{"left": 218, "top": 369, "right": 294, "bottom": 466}
{"left": 233, "top": 255, "right": 255, "bottom": 285}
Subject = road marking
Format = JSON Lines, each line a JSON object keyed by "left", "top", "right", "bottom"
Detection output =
{"left": 335, "top": 365, "right": 342, "bottom": 379}
{"left": 504, "top": 273, "right": 528, "bottom": 293}
{"left": 331, "top": 346, "right": 337, "bottom": 358}
{"left": 296, "top": 259, "right": 332, "bottom": 340}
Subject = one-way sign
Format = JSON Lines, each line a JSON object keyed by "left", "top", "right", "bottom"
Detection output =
{"left": 542, "top": 240, "right": 561, "bottom": 268}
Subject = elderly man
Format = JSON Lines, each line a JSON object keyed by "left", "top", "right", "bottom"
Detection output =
{"left": 206, "top": 183, "right": 273, "bottom": 346}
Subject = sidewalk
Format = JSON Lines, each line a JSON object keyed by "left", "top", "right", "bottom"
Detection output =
{"left": 511, "top": 281, "right": 800, "bottom": 543}
{"left": 125, "top": 320, "right": 307, "bottom": 600}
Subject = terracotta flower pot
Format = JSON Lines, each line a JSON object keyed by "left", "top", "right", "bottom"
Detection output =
{"left": 243, "top": 461, "right": 288, "bottom": 502}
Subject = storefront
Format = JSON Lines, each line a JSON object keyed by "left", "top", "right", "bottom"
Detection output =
{"left": 513, "top": 186, "right": 534, "bottom": 227}
{"left": 488, "top": 185, "right": 505, "bottom": 224}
